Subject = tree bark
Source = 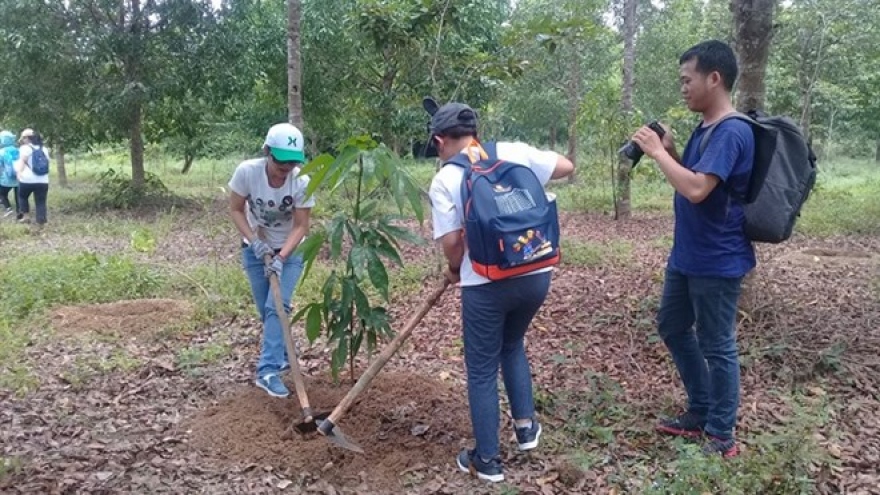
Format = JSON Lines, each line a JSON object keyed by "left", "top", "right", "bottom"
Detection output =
{"left": 731, "top": 0, "right": 776, "bottom": 111}
{"left": 128, "top": 0, "right": 145, "bottom": 189}
{"left": 54, "top": 140, "right": 68, "bottom": 188}
{"left": 549, "top": 124, "right": 557, "bottom": 150}
{"left": 616, "top": 0, "right": 637, "bottom": 219}
{"left": 875, "top": 139, "right": 880, "bottom": 162}
{"left": 565, "top": 53, "right": 580, "bottom": 183}
{"left": 131, "top": 103, "right": 145, "bottom": 189}
{"left": 287, "top": 0, "right": 304, "bottom": 130}
{"left": 731, "top": 0, "right": 777, "bottom": 314}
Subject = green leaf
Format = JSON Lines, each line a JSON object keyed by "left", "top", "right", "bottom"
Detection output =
{"left": 377, "top": 218, "right": 426, "bottom": 246}
{"left": 370, "top": 230, "right": 404, "bottom": 266}
{"left": 294, "top": 231, "right": 326, "bottom": 282}
{"left": 352, "top": 283, "right": 371, "bottom": 321}
{"left": 350, "top": 330, "right": 364, "bottom": 362}
{"left": 349, "top": 246, "right": 369, "bottom": 280}
{"left": 331, "top": 335, "right": 348, "bottom": 380}
{"left": 366, "top": 249, "right": 389, "bottom": 301}
{"left": 305, "top": 304, "right": 323, "bottom": 341}
{"left": 300, "top": 153, "right": 335, "bottom": 198}
{"left": 329, "top": 215, "right": 346, "bottom": 259}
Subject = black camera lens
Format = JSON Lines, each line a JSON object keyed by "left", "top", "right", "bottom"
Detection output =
{"left": 619, "top": 121, "right": 666, "bottom": 166}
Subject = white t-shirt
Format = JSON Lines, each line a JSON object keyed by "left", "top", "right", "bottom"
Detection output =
{"left": 16, "top": 145, "right": 50, "bottom": 184}
{"left": 228, "top": 157, "right": 316, "bottom": 249}
{"left": 429, "top": 141, "right": 559, "bottom": 287}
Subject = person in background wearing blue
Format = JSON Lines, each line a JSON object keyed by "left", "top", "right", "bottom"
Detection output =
{"left": 228, "top": 123, "right": 315, "bottom": 398}
{"left": 630, "top": 40, "right": 755, "bottom": 458}
{"left": 0, "top": 130, "right": 19, "bottom": 219}
{"left": 14, "top": 128, "right": 50, "bottom": 225}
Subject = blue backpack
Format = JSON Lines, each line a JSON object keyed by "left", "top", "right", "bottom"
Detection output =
{"left": 28, "top": 145, "right": 50, "bottom": 176}
{"left": 445, "top": 142, "right": 560, "bottom": 280}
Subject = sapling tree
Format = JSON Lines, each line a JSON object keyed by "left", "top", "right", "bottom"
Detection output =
{"left": 293, "top": 136, "right": 426, "bottom": 381}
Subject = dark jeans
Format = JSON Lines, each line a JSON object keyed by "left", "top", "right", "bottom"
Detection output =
{"left": 0, "top": 185, "right": 18, "bottom": 212}
{"left": 657, "top": 267, "right": 744, "bottom": 439}
{"left": 461, "top": 271, "right": 552, "bottom": 460}
{"left": 18, "top": 182, "right": 48, "bottom": 224}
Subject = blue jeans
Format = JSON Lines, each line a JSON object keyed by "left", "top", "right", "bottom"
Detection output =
{"left": 461, "top": 271, "right": 552, "bottom": 460}
{"left": 241, "top": 247, "right": 305, "bottom": 378}
{"left": 657, "top": 267, "right": 743, "bottom": 439}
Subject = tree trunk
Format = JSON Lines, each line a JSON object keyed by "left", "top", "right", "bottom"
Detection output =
{"left": 615, "top": 155, "right": 632, "bottom": 219}
{"left": 128, "top": 0, "right": 146, "bottom": 189}
{"left": 616, "top": 0, "right": 637, "bottom": 220}
{"left": 131, "top": 103, "right": 145, "bottom": 189}
{"left": 181, "top": 152, "right": 195, "bottom": 174}
{"left": 875, "top": 139, "right": 880, "bottom": 162}
{"left": 731, "top": 0, "right": 776, "bottom": 111}
{"left": 54, "top": 141, "right": 69, "bottom": 188}
{"left": 565, "top": 52, "right": 580, "bottom": 183}
{"left": 287, "top": 0, "right": 304, "bottom": 130}
{"left": 549, "top": 124, "right": 557, "bottom": 150}
{"left": 731, "top": 0, "right": 777, "bottom": 315}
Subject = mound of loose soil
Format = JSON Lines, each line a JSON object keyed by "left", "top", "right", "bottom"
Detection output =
{"left": 187, "top": 372, "right": 470, "bottom": 491}
{"left": 52, "top": 298, "right": 194, "bottom": 336}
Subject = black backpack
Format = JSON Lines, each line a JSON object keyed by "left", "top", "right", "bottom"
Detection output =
{"left": 699, "top": 111, "right": 817, "bottom": 243}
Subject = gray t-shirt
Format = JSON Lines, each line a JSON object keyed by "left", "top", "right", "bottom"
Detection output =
{"left": 228, "top": 158, "right": 316, "bottom": 249}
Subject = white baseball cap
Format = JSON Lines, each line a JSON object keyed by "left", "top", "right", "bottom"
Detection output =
{"left": 264, "top": 123, "right": 305, "bottom": 163}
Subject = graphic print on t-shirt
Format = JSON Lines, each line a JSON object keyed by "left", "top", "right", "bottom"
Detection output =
{"left": 250, "top": 194, "right": 296, "bottom": 228}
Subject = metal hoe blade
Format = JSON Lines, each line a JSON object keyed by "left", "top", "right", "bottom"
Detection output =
{"left": 291, "top": 410, "right": 331, "bottom": 434}
{"left": 317, "top": 419, "right": 364, "bottom": 453}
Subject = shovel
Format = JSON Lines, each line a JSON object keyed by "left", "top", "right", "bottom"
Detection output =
{"left": 317, "top": 277, "right": 451, "bottom": 453}
{"left": 263, "top": 253, "right": 330, "bottom": 434}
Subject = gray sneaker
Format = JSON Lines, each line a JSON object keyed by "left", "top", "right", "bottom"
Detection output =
{"left": 514, "top": 417, "right": 542, "bottom": 451}
{"left": 3, "top": 208, "right": 13, "bottom": 218}
{"left": 456, "top": 449, "right": 504, "bottom": 483}
{"left": 255, "top": 373, "right": 289, "bottom": 398}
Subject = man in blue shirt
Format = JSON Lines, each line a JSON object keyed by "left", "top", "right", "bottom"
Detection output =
{"left": 631, "top": 40, "right": 755, "bottom": 458}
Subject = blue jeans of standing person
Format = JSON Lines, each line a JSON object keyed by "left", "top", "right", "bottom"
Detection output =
{"left": 241, "top": 247, "right": 305, "bottom": 378}
{"left": 657, "top": 267, "right": 744, "bottom": 439}
{"left": 461, "top": 271, "right": 552, "bottom": 460}
{"left": 18, "top": 182, "right": 48, "bottom": 224}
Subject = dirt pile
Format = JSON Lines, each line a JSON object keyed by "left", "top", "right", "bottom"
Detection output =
{"left": 187, "top": 372, "right": 471, "bottom": 491}
{"left": 52, "top": 298, "right": 194, "bottom": 336}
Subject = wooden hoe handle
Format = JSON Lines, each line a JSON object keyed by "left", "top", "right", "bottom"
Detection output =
{"left": 264, "top": 253, "right": 315, "bottom": 420}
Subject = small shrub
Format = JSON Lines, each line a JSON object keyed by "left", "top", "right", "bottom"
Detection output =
{"left": 93, "top": 169, "right": 172, "bottom": 209}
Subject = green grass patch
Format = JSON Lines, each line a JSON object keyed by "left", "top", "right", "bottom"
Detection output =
{"left": 176, "top": 342, "right": 231, "bottom": 374}
{"left": 59, "top": 349, "right": 142, "bottom": 390}
{"left": 0, "top": 456, "right": 24, "bottom": 482}
{"left": 0, "top": 253, "right": 164, "bottom": 323}
{"left": 643, "top": 395, "right": 833, "bottom": 495}
{"left": 0, "top": 320, "right": 39, "bottom": 395}
{"left": 561, "top": 238, "right": 634, "bottom": 267}
{"left": 794, "top": 158, "right": 880, "bottom": 237}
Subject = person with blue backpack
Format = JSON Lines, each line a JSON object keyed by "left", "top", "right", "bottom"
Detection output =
{"left": 0, "top": 130, "right": 20, "bottom": 218}
{"left": 14, "top": 128, "right": 50, "bottom": 225}
{"left": 629, "top": 40, "right": 755, "bottom": 458}
{"left": 424, "top": 98, "right": 574, "bottom": 482}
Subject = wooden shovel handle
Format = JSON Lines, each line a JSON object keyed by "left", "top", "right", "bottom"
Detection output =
{"left": 320, "top": 277, "right": 450, "bottom": 433}
{"left": 264, "top": 253, "right": 314, "bottom": 420}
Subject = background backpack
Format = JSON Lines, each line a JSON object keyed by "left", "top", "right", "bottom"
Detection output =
{"left": 699, "top": 111, "right": 817, "bottom": 243}
{"left": 28, "top": 145, "right": 50, "bottom": 176}
{"left": 445, "top": 141, "right": 560, "bottom": 280}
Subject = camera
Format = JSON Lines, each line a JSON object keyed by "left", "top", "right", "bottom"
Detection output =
{"left": 619, "top": 121, "right": 666, "bottom": 166}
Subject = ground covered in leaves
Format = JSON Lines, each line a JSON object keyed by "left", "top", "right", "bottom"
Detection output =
{"left": 1, "top": 208, "right": 879, "bottom": 494}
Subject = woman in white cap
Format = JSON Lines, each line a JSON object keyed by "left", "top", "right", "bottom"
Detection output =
{"left": 227, "top": 123, "right": 315, "bottom": 398}
{"left": 14, "top": 128, "right": 50, "bottom": 225}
